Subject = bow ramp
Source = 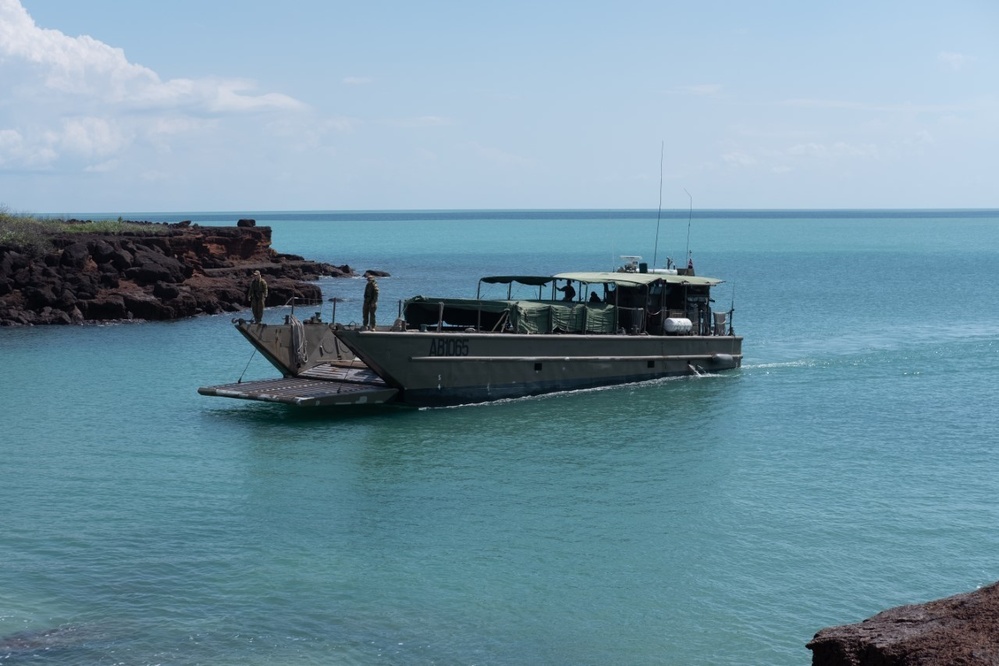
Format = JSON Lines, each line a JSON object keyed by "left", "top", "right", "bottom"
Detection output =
{"left": 198, "top": 362, "right": 398, "bottom": 407}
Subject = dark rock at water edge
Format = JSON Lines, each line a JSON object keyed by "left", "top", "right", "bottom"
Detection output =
{"left": 808, "top": 581, "right": 999, "bottom": 665}
{"left": 0, "top": 220, "right": 362, "bottom": 326}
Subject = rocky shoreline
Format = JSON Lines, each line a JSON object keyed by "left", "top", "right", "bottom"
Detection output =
{"left": 0, "top": 219, "right": 359, "bottom": 326}
{"left": 808, "top": 582, "right": 999, "bottom": 665}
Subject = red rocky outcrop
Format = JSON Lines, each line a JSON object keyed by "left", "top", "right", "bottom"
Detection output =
{"left": 0, "top": 220, "right": 358, "bottom": 326}
{"left": 808, "top": 582, "right": 999, "bottom": 665}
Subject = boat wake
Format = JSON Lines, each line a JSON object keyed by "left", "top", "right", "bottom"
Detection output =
{"left": 742, "top": 359, "right": 817, "bottom": 370}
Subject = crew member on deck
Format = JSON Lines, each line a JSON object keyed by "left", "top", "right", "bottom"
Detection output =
{"left": 557, "top": 281, "right": 576, "bottom": 301}
{"left": 363, "top": 274, "right": 379, "bottom": 329}
{"left": 247, "top": 270, "right": 267, "bottom": 323}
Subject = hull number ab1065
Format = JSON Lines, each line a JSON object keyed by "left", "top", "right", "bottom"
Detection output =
{"left": 429, "top": 338, "right": 469, "bottom": 357}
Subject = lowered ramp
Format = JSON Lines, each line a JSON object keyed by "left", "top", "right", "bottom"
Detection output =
{"left": 199, "top": 364, "right": 398, "bottom": 407}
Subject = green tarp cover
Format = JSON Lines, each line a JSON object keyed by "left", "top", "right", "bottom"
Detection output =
{"left": 510, "top": 301, "right": 617, "bottom": 334}
{"left": 404, "top": 297, "right": 619, "bottom": 334}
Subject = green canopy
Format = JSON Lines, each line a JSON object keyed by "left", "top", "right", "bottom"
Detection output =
{"left": 479, "top": 275, "right": 555, "bottom": 287}
{"left": 479, "top": 272, "right": 723, "bottom": 288}
{"left": 554, "top": 271, "right": 723, "bottom": 287}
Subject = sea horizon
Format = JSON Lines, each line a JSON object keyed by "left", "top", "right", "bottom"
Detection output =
{"left": 35, "top": 206, "right": 999, "bottom": 221}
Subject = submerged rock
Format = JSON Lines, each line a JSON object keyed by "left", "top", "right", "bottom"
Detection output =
{"left": 808, "top": 581, "right": 999, "bottom": 665}
{"left": 0, "top": 623, "right": 109, "bottom": 659}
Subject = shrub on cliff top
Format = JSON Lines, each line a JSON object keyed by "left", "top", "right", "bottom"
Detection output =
{"left": 0, "top": 205, "right": 50, "bottom": 256}
{"left": 1, "top": 205, "right": 168, "bottom": 256}
{"left": 62, "top": 217, "right": 169, "bottom": 235}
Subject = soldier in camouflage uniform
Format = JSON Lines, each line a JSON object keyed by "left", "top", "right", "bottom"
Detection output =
{"left": 363, "top": 275, "right": 379, "bottom": 329}
{"left": 247, "top": 270, "right": 268, "bottom": 323}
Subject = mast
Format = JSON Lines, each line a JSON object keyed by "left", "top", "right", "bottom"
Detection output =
{"left": 652, "top": 141, "right": 664, "bottom": 269}
{"left": 683, "top": 187, "right": 693, "bottom": 267}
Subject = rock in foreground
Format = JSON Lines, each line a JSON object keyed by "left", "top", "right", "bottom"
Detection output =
{"left": 808, "top": 581, "right": 999, "bottom": 665}
{"left": 0, "top": 220, "right": 354, "bottom": 326}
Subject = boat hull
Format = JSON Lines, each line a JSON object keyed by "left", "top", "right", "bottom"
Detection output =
{"left": 335, "top": 329, "right": 742, "bottom": 407}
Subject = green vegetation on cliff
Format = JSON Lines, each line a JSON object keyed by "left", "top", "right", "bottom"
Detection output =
{"left": 0, "top": 204, "right": 168, "bottom": 256}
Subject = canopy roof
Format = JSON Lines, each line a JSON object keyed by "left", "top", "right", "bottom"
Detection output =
{"left": 479, "top": 275, "right": 554, "bottom": 287}
{"left": 559, "top": 271, "right": 723, "bottom": 287}
{"left": 479, "top": 272, "right": 722, "bottom": 288}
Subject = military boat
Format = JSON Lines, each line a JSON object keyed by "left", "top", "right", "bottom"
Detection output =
{"left": 198, "top": 258, "right": 743, "bottom": 408}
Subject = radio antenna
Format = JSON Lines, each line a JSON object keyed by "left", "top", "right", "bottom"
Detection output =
{"left": 728, "top": 283, "right": 736, "bottom": 335}
{"left": 683, "top": 187, "right": 693, "bottom": 264}
{"left": 652, "top": 141, "right": 664, "bottom": 269}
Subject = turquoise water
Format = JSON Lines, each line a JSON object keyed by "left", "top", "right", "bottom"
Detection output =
{"left": 3, "top": 210, "right": 999, "bottom": 664}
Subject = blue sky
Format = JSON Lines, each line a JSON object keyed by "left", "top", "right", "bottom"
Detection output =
{"left": 1, "top": 0, "right": 996, "bottom": 213}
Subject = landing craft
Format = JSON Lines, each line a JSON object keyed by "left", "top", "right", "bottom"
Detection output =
{"left": 198, "top": 257, "right": 743, "bottom": 408}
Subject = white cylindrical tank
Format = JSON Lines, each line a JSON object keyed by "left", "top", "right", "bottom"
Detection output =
{"left": 664, "top": 317, "right": 692, "bottom": 334}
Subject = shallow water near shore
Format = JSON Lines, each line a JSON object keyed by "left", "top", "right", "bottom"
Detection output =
{"left": 3, "top": 210, "right": 999, "bottom": 664}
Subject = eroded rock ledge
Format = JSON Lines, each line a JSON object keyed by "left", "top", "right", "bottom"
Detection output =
{"left": 0, "top": 219, "right": 356, "bottom": 326}
{"left": 808, "top": 581, "right": 999, "bottom": 665}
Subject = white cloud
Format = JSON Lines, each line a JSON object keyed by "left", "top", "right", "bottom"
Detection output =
{"left": 59, "top": 117, "right": 129, "bottom": 157}
{"left": 904, "top": 129, "right": 933, "bottom": 146}
{"left": 781, "top": 98, "right": 970, "bottom": 114}
{"left": 0, "top": 1, "right": 155, "bottom": 98}
{"left": 938, "top": 51, "right": 974, "bottom": 71}
{"left": 787, "top": 142, "right": 879, "bottom": 159}
{"left": 323, "top": 116, "right": 360, "bottom": 133}
{"left": 718, "top": 139, "right": 880, "bottom": 174}
{"left": 782, "top": 98, "right": 868, "bottom": 110}
{"left": 84, "top": 159, "right": 121, "bottom": 173}
{"left": 722, "top": 151, "right": 757, "bottom": 167}
{"left": 0, "top": 0, "right": 306, "bottom": 173}
{"left": 671, "top": 84, "right": 722, "bottom": 96}
{"left": 0, "top": 127, "right": 57, "bottom": 168}
{"left": 463, "top": 141, "right": 533, "bottom": 168}
{"left": 385, "top": 116, "right": 452, "bottom": 128}
{"left": 0, "top": 0, "right": 304, "bottom": 111}
{"left": 207, "top": 80, "right": 304, "bottom": 113}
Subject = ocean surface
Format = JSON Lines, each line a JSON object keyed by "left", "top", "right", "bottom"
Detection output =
{"left": 3, "top": 209, "right": 998, "bottom": 665}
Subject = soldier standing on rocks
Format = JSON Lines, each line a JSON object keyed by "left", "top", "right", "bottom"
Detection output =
{"left": 247, "top": 270, "right": 268, "bottom": 323}
{"left": 363, "top": 274, "right": 379, "bottom": 330}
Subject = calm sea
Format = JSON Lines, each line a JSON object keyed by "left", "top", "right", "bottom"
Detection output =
{"left": 3, "top": 210, "right": 998, "bottom": 665}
